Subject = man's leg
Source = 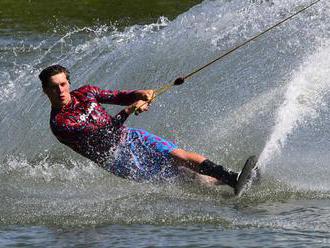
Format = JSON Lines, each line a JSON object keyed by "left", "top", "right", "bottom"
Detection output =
{"left": 125, "top": 128, "right": 238, "bottom": 187}
{"left": 177, "top": 166, "right": 222, "bottom": 186}
{"left": 170, "top": 149, "right": 206, "bottom": 167}
{"left": 170, "top": 149, "right": 238, "bottom": 188}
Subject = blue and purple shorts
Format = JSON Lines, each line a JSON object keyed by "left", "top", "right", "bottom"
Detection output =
{"left": 106, "top": 128, "right": 179, "bottom": 181}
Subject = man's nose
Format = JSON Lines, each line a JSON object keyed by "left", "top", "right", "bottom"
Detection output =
{"left": 58, "top": 86, "right": 65, "bottom": 94}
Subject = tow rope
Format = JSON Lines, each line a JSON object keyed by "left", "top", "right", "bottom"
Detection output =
{"left": 135, "top": 0, "right": 321, "bottom": 114}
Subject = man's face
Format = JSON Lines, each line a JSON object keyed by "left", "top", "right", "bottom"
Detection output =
{"left": 44, "top": 72, "right": 71, "bottom": 108}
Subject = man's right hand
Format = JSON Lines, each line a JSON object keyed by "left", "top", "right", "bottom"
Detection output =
{"left": 126, "top": 100, "right": 150, "bottom": 115}
{"left": 135, "top": 89, "right": 156, "bottom": 102}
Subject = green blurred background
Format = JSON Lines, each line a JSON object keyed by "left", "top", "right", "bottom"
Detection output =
{"left": 0, "top": 0, "right": 202, "bottom": 33}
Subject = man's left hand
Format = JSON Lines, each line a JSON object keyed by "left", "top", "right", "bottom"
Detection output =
{"left": 138, "top": 90, "right": 156, "bottom": 103}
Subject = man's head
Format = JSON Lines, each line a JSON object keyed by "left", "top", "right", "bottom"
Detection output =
{"left": 39, "top": 65, "right": 72, "bottom": 108}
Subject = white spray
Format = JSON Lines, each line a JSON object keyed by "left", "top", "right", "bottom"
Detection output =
{"left": 258, "top": 43, "right": 330, "bottom": 169}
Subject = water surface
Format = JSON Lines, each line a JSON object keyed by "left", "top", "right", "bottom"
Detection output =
{"left": 1, "top": 0, "right": 330, "bottom": 247}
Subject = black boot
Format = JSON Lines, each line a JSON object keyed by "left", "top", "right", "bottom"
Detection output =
{"left": 198, "top": 159, "right": 238, "bottom": 188}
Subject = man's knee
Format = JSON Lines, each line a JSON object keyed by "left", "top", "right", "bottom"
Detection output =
{"left": 170, "top": 149, "right": 189, "bottom": 160}
{"left": 170, "top": 149, "right": 206, "bottom": 164}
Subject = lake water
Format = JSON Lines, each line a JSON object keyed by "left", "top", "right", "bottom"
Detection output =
{"left": 1, "top": 0, "right": 330, "bottom": 247}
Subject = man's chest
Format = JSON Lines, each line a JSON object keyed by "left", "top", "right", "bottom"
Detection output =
{"left": 64, "top": 100, "right": 110, "bottom": 125}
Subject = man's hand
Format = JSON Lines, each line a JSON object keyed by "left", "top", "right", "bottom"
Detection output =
{"left": 124, "top": 90, "right": 156, "bottom": 116}
{"left": 125, "top": 100, "right": 150, "bottom": 115}
{"left": 136, "top": 90, "right": 156, "bottom": 102}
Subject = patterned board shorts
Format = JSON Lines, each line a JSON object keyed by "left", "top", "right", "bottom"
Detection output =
{"left": 105, "top": 128, "right": 179, "bottom": 181}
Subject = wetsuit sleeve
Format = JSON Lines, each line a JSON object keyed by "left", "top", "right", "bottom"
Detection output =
{"left": 89, "top": 85, "right": 138, "bottom": 106}
{"left": 112, "top": 109, "right": 130, "bottom": 127}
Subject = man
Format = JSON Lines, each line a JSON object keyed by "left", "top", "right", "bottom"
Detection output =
{"left": 40, "top": 64, "right": 240, "bottom": 190}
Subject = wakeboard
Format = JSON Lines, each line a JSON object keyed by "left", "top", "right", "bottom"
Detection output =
{"left": 234, "top": 155, "right": 259, "bottom": 197}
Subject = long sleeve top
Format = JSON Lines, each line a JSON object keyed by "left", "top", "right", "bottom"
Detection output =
{"left": 50, "top": 85, "right": 137, "bottom": 165}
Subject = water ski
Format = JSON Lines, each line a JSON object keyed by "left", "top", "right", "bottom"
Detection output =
{"left": 234, "top": 155, "right": 259, "bottom": 197}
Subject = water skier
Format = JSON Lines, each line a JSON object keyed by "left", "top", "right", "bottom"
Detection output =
{"left": 40, "top": 64, "right": 243, "bottom": 190}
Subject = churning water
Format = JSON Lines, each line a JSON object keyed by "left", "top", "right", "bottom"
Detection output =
{"left": 1, "top": 0, "right": 330, "bottom": 246}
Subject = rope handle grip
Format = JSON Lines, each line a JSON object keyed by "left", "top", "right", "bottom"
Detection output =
{"left": 133, "top": 77, "right": 185, "bottom": 115}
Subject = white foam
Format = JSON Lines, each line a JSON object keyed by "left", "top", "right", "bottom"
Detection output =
{"left": 259, "top": 42, "right": 330, "bottom": 168}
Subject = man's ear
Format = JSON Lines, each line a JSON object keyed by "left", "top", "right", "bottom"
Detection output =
{"left": 43, "top": 86, "right": 50, "bottom": 95}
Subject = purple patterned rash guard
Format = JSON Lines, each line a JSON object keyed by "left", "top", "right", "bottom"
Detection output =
{"left": 50, "top": 85, "right": 137, "bottom": 165}
{"left": 50, "top": 85, "right": 179, "bottom": 181}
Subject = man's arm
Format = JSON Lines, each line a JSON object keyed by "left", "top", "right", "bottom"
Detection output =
{"left": 112, "top": 99, "right": 152, "bottom": 127}
{"left": 89, "top": 85, "right": 155, "bottom": 106}
{"left": 91, "top": 85, "right": 155, "bottom": 127}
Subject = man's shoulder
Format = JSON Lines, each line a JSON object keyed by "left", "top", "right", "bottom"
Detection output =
{"left": 72, "top": 85, "right": 100, "bottom": 95}
{"left": 50, "top": 108, "right": 80, "bottom": 133}
{"left": 50, "top": 108, "right": 71, "bottom": 124}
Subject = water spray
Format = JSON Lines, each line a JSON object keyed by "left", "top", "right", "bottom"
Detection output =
{"left": 135, "top": 0, "right": 321, "bottom": 114}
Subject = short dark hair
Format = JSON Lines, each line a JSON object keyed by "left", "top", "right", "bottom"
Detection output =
{"left": 39, "top": 64, "right": 70, "bottom": 90}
